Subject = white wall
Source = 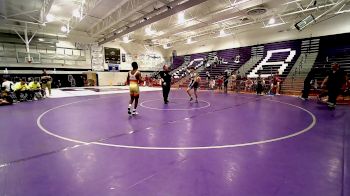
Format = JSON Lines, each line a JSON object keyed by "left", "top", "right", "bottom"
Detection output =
{"left": 97, "top": 72, "right": 128, "bottom": 86}
{"left": 170, "top": 14, "right": 350, "bottom": 56}
{"left": 102, "top": 41, "right": 166, "bottom": 71}
{"left": 56, "top": 40, "right": 76, "bottom": 48}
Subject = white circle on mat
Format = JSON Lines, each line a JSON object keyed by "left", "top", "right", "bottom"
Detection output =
{"left": 37, "top": 97, "right": 317, "bottom": 150}
{"left": 140, "top": 98, "right": 211, "bottom": 111}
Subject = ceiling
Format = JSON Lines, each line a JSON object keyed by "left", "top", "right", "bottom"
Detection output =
{"left": 0, "top": 0, "right": 349, "bottom": 46}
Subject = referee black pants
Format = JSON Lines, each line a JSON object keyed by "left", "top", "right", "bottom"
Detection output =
{"left": 302, "top": 83, "right": 311, "bottom": 99}
{"left": 162, "top": 85, "right": 171, "bottom": 102}
{"left": 328, "top": 88, "right": 341, "bottom": 105}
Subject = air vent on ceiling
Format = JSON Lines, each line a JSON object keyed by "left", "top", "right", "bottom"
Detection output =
{"left": 247, "top": 7, "right": 267, "bottom": 16}
{"left": 240, "top": 17, "right": 250, "bottom": 22}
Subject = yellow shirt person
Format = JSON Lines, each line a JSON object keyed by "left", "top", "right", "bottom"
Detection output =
{"left": 13, "top": 81, "right": 28, "bottom": 91}
{"left": 28, "top": 81, "right": 41, "bottom": 90}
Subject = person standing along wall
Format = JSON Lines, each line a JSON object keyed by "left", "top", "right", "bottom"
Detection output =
{"left": 300, "top": 67, "right": 316, "bottom": 100}
{"left": 41, "top": 69, "right": 52, "bottom": 97}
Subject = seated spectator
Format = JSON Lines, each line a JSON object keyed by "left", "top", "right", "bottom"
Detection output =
{"left": 272, "top": 72, "right": 282, "bottom": 95}
{"left": 13, "top": 79, "right": 29, "bottom": 101}
{"left": 217, "top": 76, "right": 223, "bottom": 90}
{"left": 28, "top": 79, "right": 43, "bottom": 100}
{"left": 209, "top": 78, "right": 215, "bottom": 90}
{"left": 230, "top": 72, "right": 237, "bottom": 91}
{"left": 1, "top": 76, "right": 16, "bottom": 103}
{"left": 0, "top": 98, "right": 12, "bottom": 106}
{"left": 245, "top": 78, "right": 254, "bottom": 91}
{"left": 341, "top": 73, "right": 350, "bottom": 96}
{"left": 1, "top": 76, "right": 14, "bottom": 93}
{"left": 0, "top": 89, "right": 13, "bottom": 105}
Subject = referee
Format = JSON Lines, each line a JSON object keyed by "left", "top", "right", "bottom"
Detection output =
{"left": 160, "top": 65, "right": 171, "bottom": 104}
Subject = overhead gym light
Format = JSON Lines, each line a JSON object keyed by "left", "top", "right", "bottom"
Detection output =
{"left": 61, "top": 25, "right": 68, "bottom": 32}
{"left": 145, "top": 26, "right": 156, "bottom": 36}
{"left": 294, "top": 15, "right": 315, "bottom": 31}
{"left": 178, "top": 11, "right": 185, "bottom": 24}
{"left": 72, "top": 8, "right": 81, "bottom": 18}
{"left": 123, "top": 35, "right": 132, "bottom": 43}
{"left": 46, "top": 14, "right": 55, "bottom": 22}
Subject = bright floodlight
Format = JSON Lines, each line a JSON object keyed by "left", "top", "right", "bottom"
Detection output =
{"left": 38, "top": 38, "right": 44, "bottom": 42}
{"left": 219, "top": 29, "right": 226, "bottom": 37}
{"left": 123, "top": 36, "right": 130, "bottom": 43}
{"left": 268, "top": 17, "right": 275, "bottom": 25}
{"left": 178, "top": 12, "right": 185, "bottom": 24}
{"left": 61, "top": 25, "right": 68, "bottom": 32}
{"left": 73, "top": 9, "right": 81, "bottom": 18}
{"left": 46, "top": 14, "right": 55, "bottom": 22}
{"left": 145, "top": 26, "right": 155, "bottom": 35}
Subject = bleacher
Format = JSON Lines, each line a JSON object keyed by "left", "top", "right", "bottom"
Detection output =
{"left": 312, "top": 34, "right": 350, "bottom": 82}
{"left": 247, "top": 40, "right": 301, "bottom": 80}
{"left": 170, "top": 33, "right": 350, "bottom": 98}
{"left": 171, "top": 53, "right": 207, "bottom": 86}
{"left": 199, "top": 47, "right": 251, "bottom": 79}
{"left": 172, "top": 56, "right": 184, "bottom": 70}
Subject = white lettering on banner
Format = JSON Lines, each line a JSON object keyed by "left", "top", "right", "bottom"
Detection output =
{"left": 188, "top": 58, "right": 204, "bottom": 67}
{"left": 248, "top": 48, "right": 296, "bottom": 78}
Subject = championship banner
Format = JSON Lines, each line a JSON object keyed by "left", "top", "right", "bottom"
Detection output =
{"left": 104, "top": 47, "right": 120, "bottom": 64}
{"left": 108, "top": 64, "right": 119, "bottom": 72}
{"left": 122, "top": 53, "right": 126, "bottom": 62}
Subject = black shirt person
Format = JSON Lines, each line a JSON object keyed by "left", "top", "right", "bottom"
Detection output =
{"left": 159, "top": 65, "right": 171, "bottom": 104}
{"left": 223, "top": 69, "right": 230, "bottom": 93}
{"left": 301, "top": 67, "right": 316, "bottom": 100}
{"left": 319, "top": 63, "right": 346, "bottom": 108}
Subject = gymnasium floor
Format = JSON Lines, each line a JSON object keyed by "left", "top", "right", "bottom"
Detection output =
{"left": 0, "top": 87, "right": 349, "bottom": 196}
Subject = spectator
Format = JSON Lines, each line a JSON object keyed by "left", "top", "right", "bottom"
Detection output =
{"left": 256, "top": 72, "right": 264, "bottom": 95}
{"left": 272, "top": 72, "right": 282, "bottom": 95}
{"left": 217, "top": 75, "right": 223, "bottom": 90}
{"left": 28, "top": 79, "right": 42, "bottom": 100}
{"left": 224, "top": 69, "right": 231, "bottom": 93}
{"left": 0, "top": 98, "right": 12, "bottom": 105}
{"left": 343, "top": 73, "right": 350, "bottom": 96}
{"left": 206, "top": 71, "right": 211, "bottom": 88}
{"left": 13, "top": 79, "right": 29, "bottom": 101}
{"left": 209, "top": 78, "right": 215, "bottom": 90}
{"left": 231, "top": 72, "right": 237, "bottom": 91}
{"left": 1, "top": 76, "right": 14, "bottom": 92}
{"left": 145, "top": 75, "right": 149, "bottom": 86}
{"left": 245, "top": 77, "right": 253, "bottom": 92}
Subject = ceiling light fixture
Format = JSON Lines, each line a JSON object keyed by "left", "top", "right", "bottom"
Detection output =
{"left": 178, "top": 11, "right": 185, "bottom": 24}
{"left": 38, "top": 38, "right": 44, "bottom": 42}
{"left": 123, "top": 35, "right": 131, "bottom": 43}
{"left": 219, "top": 29, "right": 227, "bottom": 37}
{"left": 46, "top": 14, "right": 55, "bottom": 22}
{"left": 186, "top": 37, "right": 197, "bottom": 44}
{"left": 61, "top": 25, "right": 68, "bottom": 32}
{"left": 72, "top": 8, "right": 81, "bottom": 18}
{"left": 268, "top": 17, "right": 275, "bottom": 25}
{"left": 145, "top": 26, "right": 156, "bottom": 35}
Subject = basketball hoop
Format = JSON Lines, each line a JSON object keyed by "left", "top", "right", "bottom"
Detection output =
{"left": 27, "top": 60, "right": 32, "bottom": 64}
